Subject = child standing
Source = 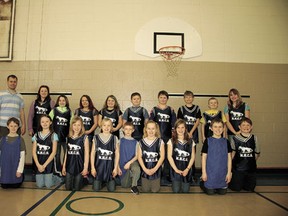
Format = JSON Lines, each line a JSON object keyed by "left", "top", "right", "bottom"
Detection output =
{"left": 122, "top": 92, "right": 149, "bottom": 141}
{"left": 118, "top": 122, "right": 141, "bottom": 194}
{"left": 32, "top": 114, "right": 61, "bottom": 188}
{"left": 201, "top": 97, "right": 227, "bottom": 141}
{"left": 28, "top": 85, "right": 55, "bottom": 136}
{"left": 167, "top": 119, "right": 195, "bottom": 193}
{"left": 98, "top": 95, "right": 123, "bottom": 138}
{"left": 0, "top": 117, "right": 26, "bottom": 188}
{"left": 138, "top": 120, "right": 165, "bottom": 193}
{"left": 90, "top": 118, "right": 119, "bottom": 192}
{"left": 74, "top": 95, "right": 98, "bottom": 147}
{"left": 177, "top": 90, "right": 201, "bottom": 181}
{"left": 62, "top": 116, "right": 89, "bottom": 191}
{"left": 49, "top": 95, "right": 73, "bottom": 176}
{"left": 200, "top": 119, "right": 232, "bottom": 195}
{"left": 149, "top": 90, "right": 176, "bottom": 178}
{"left": 229, "top": 117, "right": 260, "bottom": 192}
{"left": 224, "top": 88, "right": 250, "bottom": 142}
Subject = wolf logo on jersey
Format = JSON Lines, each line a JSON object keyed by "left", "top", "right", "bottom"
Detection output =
{"left": 174, "top": 148, "right": 190, "bottom": 161}
{"left": 37, "top": 143, "right": 50, "bottom": 155}
{"left": 35, "top": 106, "right": 48, "bottom": 114}
{"left": 184, "top": 115, "right": 197, "bottom": 125}
{"left": 129, "top": 116, "right": 141, "bottom": 125}
{"left": 230, "top": 111, "right": 244, "bottom": 120}
{"left": 67, "top": 143, "right": 81, "bottom": 155}
{"left": 143, "top": 150, "right": 158, "bottom": 162}
{"left": 157, "top": 113, "right": 170, "bottom": 122}
{"left": 238, "top": 146, "right": 253, "bottom": 157}
{"left": 97, "top": 147, "right": 113, "bottom": 160}
{"left": 56, "top": 116, "right": 68, "bottom": 125}
{"left": 80, "top": 115, "right": 92, "bottom": 125}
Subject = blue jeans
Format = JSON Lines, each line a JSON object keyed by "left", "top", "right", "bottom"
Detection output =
{"left": 36, "top": 174, "right": 62, "bottom": 188}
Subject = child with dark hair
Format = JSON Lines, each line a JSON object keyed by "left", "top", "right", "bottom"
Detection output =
{"left": 122, "top": 92, "right": 149, "bottom": 141}
{"left": 98, "top": 95, "right": 123, "bottom": 138}
{"left": 0, "top": 117, "right": 26, "bottom": 188}
{"left": 167, "top": 119, "right": 195, "bottom": 193}
{"left": 229, "top": 117, "right": 260, "bottom": 192}
{"left": 200, "top": 119, "right": 232, "bottom": 195}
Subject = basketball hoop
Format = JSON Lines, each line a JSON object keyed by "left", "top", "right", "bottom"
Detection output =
{"left": 159, "top": 46, "right": 185, "bottom": 77}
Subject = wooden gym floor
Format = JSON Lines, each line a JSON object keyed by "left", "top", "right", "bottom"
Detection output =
{"left": 0, "top": 182, "right": 287, "bottom": 216}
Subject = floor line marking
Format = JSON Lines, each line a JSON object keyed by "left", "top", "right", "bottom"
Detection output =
{"left": 20, "top": 183, "right": 64, "bottom": 216}
{"left": 50, "top": 190, "right": 75, "bottom": 216}
{"left": 255, "top": 192, "right": 288, "bottom": 212}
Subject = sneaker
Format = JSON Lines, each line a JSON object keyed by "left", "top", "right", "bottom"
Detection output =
{"left": 131, "top": 186, "right": 139, "bottom": 195}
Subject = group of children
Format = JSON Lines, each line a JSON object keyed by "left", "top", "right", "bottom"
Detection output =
{"left": 0, "top": 88, "right": 260, "bottom": 195}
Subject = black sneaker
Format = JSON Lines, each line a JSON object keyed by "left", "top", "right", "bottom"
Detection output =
{"left": 131, "top": 186, "right": 139, "bottom": 195}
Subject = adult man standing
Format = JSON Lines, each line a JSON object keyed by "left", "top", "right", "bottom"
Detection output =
{"left": 0, "top": 75, "right": 26, "bottom": 137}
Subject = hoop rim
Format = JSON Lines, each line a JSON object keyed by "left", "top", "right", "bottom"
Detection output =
{"left": 159, "top": 46, "right": 185, "bottom": 55}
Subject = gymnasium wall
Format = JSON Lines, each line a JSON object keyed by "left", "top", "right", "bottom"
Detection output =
{"left": 0, "top": 0, "right": 288, "bottom": 168}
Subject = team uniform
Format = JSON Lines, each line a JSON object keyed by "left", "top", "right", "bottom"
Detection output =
{"left": 167, "top": 139, "right": 195, "bottom": 193}
{"left": 139, "top": 137, "right": 164, "bottom": 192}
{"left": 150, "top": 106, "right": 176, "bottom": 144}
{"left": 123, "top": 106, "right": 149, "bottom": 141}
{"left": 177, "top": 105, "right": 201, "bottom": 143}
{"left": 29, "top": 100, "right": 54, "bottom": 134}
{"left": 64, "top": 134, "right": 88, "bottom": 191}
{"left": 99, "top": 109, "right": 122, "bottom": 138}
{"left": 229, "top": 134, "right": 260, "bottom": 191}
{"left": 92, "top": 133, "right": 118, "bottom": 191}
{"left": 32, "top": 132, "right": 61, "bottom": 188}
{"left": 119, "top": 137, "right": 141, "bottom": 188}
{"left": 201, "top": 110, "right": 226, "bottom": 139}
{"left": 0, "top": 136, "right": 26, "bottom": 188}
{"left": 75, "top": 108, "right": 98, "bottom": 145}
{"left": 51, "top": 107, "right": 72, "bottom": 175}
{"left": 200, "top": 137, "right": 232, "bottom": 195}
{"left": 224, "top": 103, "right": 249, "bottom": 135}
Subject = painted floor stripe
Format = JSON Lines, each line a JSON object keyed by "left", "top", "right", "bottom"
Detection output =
{"left": 20, "top": 183, "right": 64, "bottom": 216}
{"left": 256, "top": 192, "right": 288, "bottom": 212}
{"left": 50, "top": 190, "right": 75, "bottom": 216}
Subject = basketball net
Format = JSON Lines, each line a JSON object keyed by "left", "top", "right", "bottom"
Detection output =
{"left": 159, "top": 46, "right": 185, "bottom": 77}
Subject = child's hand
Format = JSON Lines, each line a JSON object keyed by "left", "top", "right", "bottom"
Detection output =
{"left": 62, "top": 168, "right": 66, "bottom": 176}
{"left": 16, "top": 172, "right": 22, "bottom": 178}
{"left": 225, "top": 173, "right": 232, "bottom": 183}
{"left": 175, "top": 169, "right": 183, "bottom": 175}
{"left": 124, "top": 162, "right": 130, "bottom": 170}
{"left": 91, "top": 169, "right": 97, "bottom": 177}
{"left": 81, "top": 169, "right": 88, "bottom": 176}
{"left": 182, "top": 169, "right": 189, "bottom": 177}
{"left": 112, "top": 169, "right": 117, "bottom": 178}
{"left": 38, "top": 165, "right": 45, "bottom": 173}
{"left": 117, "top": 167, "right": 122, "bottom": 176}
{"left": 201, "top": 173, "right": 207, "bottom": 181}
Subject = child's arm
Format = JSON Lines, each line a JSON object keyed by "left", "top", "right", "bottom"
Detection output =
{"left": 167, "top": 140, "right": 183, "bottom": 175}
{"left": 43, "top": 138, "right": 57, "bottom": 170}
{"left": 137, "top": 144, "right": 147, "bottom": 173}
{"left": 226, "top": 152, "right": 232, "bottom": 183}
{"left": 150, "top": 141, "right": 165, "bottom": 175}
{"left": 98, "top": 114, "right": 103, "bottom": 127}
{"left": 82, "top": 136, "right": 89, "bottom": 176}
{"left": 27, "top": 101, "right": 35, "bottom": 136}
{"left": 189, "top": 118, "right": 200, "bottom": 138}
{"left": 201, "top": 121, "right": 206, "bottom": 142}
{"left": 113, "top": 115, "right": 123, "bottom": 132}
{"left": 113, "top": 140, "right": 120, "bottom": 178}
{"left": 90, "top": 138, "right": 97, "bottom": 177}
{"left": 124, "top": 143, "right": 139, "bottom": 170}
{"left": 183, "top": 143, "right": 196, "bottom": 177}
{"left": 224, "top": 113, "right": 239, "bottom": 135}
{"left": 32, "top": 141, "right": 45, "bottom": 173}
{"left": 201, "top": 153, "right": 208, "bottom": 181}
{"left": 86, "top": 114, "right": 98, "bottom": 135}
{"left": 16, "top": 151, "right": 25, "bottom": 178}
{"left": 62, "top": 149, "right": 68, "bottom": 176}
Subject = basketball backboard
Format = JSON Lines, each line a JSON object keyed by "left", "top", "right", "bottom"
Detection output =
{"left": 135, "top": 17, "right": 202, "bottom": 59}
